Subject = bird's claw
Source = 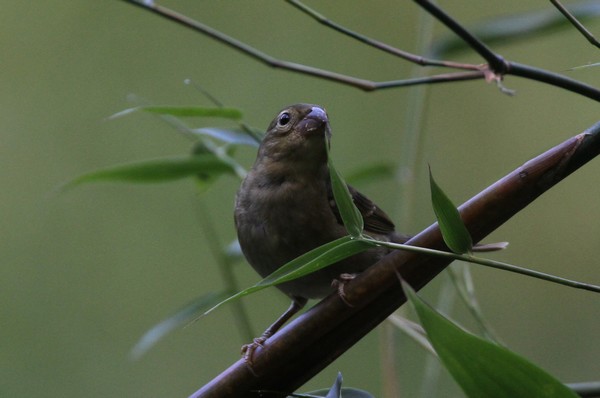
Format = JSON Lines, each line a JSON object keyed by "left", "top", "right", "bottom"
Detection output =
{"left": 331, "top": 273, "right": 357, "bottom": 307}
{"left": 241, "top": 336, "right": 267, "bottom": 365}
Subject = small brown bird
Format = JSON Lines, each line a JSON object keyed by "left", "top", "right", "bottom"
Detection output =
{"left": 234, "top": 104, "right": 408, "bottom": 349}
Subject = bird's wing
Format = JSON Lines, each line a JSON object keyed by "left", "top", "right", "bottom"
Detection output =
{"left": 327, "top": 180, "right": 396, "bottom": 235}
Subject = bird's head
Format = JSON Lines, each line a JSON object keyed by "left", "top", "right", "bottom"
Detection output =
{"left": 257, "top": 104, "right": 331, "bottom": 167}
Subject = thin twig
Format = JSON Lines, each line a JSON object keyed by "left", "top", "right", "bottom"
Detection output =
{"left": 286, "top": 0, "right": 479, "bottom": 71}
{"left": 508, "top": 61, "right": 600, "bottom": 101}
{"left": 413, "top": 0, "right": 600, "bottom": 101}
{"left": 413, "top": 0, "right": 508, "bottom": 73}
{"left": 120, "top": 0, "right": 484, "bottom": 91}
{"left": 367, "top": 238, "right": 600, "bottom": 293}
{"left": 550, "top": 0, "right": 600, "bottom": 49}
{"left": 121, "top": 0, "right": 600, "bottom": 101}
{"left": 195, "top": 201, "right": 255, "bottom": 342}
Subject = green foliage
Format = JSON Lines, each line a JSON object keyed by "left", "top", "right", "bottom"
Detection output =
{"left": 203, "top": 236, "right": 375, "bottom": 317}
{"left": 289, "top": 372, "right": 375, "bottom": 398}
{"left": 429, "top": 167, "right": 473, "bottom": 254}
{"left": 130, "top": 292, "right": 227, "bottom": 360}
{"left": 326, "top": 139, "right": 364, "bottom": 237}
{"left": 71, "top": 99, "right": 599, "bottom": 394}
{"left": 62, "top": 154, "right": 237, "bottom": 190}
{"left": 65, "top": 103, "right": 255, "bottom": 192}
{"left": 403, "top": 281, "right": 579, "bottom": 398}
{"left": 192, "top": 127, "right": 259, "bottom": 147}
{"left": 109, "top": 105, "right": 243, "bottom": 120}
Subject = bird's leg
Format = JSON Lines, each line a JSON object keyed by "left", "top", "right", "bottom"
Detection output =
{"left": 242, "top": 296, "right": 308, "bottom": 366}
{"left": 331, "top": 273, "right": 357, "bottom": 307}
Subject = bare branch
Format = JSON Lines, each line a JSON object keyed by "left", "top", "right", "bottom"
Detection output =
{"left": 119, "top": 0, "right": 484, "bottom": 91}
{"left": 413, "top": 0, "right": 508, "bottom": 74}
{"left": 191, "top": 121, "right": 600, "bottom": 397}
{"left": 121, "top": 0, "right": 600, "bottom": 101}
{"left": 508, "top": 61, "right": 600, "bottom": 100}
{"left": 414, "top": 0, "right": 600, "bottom": 101}
{"left": 550, "top": 0, "right": 600, "bottom": 49}
{"left": 286, "top": 0, "right": 479, "bottom": 71}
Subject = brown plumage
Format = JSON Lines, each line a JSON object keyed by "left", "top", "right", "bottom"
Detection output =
{"left": 234, "top": 104, "right": 408, "bottom": 349}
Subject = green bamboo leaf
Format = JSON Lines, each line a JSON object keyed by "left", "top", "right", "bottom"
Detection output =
{"left": 130, "top": 292, "right": 226, "bottom": 360}
{"left": 289, "top": 372, "right": 375, "bottom": 397}
{"left": 203, "top": 236, "right": 375, "bottom": 316}
{"left": 429, "top": 168, "right": 473, "bottom": 254}
{"left": 290, "top": 372, "right": 375, "bottom": 398}
{"left": 327, "top": 142, "right": 364, "bottom": 238}
{"left": 300, "top": 389, "right": 374, "bottom": 398}
{"left": 326, "top": 372, "right": 343, "bottom": 398}
{"left": 402, "top": 281, "right": 578, "bottom": 398}
{"left": 258, "top": 237, "right": 373, "bottom": 287}
{"left": 109, "top": 106, "right": 243, "bottom": 120}
{"left": 62, "top": 154, "right": 236, "bottom": 190}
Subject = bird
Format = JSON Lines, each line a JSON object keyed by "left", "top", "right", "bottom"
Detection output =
{"left": 234, "top": 103, "right": 410, "bottom": 357}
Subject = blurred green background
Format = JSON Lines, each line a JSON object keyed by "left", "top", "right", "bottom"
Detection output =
{"left": 2, "top": 1, "right": 599, "bottom": 397}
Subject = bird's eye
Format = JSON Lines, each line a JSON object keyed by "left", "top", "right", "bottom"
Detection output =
{"left": 278, "top": 112, "right": 291, "bottom": 126}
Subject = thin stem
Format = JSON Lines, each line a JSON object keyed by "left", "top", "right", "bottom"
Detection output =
{"left": 184, "top": 79, "right": 263, "bottom": 143}
{"left": 387, "top": 314, "right": 436, "bottom": 355}
{"left": 508, "top": 61, "right": 600, "bottom": 101}
{"left": 550, "top": 0, "right": 600, "bottom": 49}
{"left": 121, "top": 0, "right": 600, "bottom": 100}
{"left": 413, "top": 0, "right": 508, "bottom": 73}
{"left": 286, "top": 0, "right": 479, "bottom": 71}
{"left": 363, "top": 237, "right": 600, "bottom": 293}
{"left": 119, "top": 0, "right": 484, "bottom": 91}
{"left": 195, "top": 201, "right": 255, "bottom": 342}
{"left": 447, "top": 263, "right": 500, "bottom": 342}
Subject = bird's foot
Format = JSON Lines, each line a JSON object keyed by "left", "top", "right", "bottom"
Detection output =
{"left": 241, "top": 335, "right": 269, "bottom": 372}
{"left": 332, "top": 273, "right": 357, "bottom": 307}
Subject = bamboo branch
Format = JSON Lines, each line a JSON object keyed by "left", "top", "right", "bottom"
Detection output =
{"left": 550, "top": 0, "right": 600, "bottom": 49}
{"left": 190, "top": 121, "right": 600, "bottom": 398}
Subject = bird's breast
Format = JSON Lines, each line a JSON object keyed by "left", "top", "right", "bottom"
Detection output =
{"left": 235, "top": 176, "right": 341, "bottom": 277}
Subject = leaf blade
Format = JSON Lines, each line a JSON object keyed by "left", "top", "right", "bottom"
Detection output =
{"left": 403, "top": 281, "right": 578, "bottom": 398}
{"left": 429, "top": 168, "right": 473, "bottom": 253}
{"left": 327, "top": 142, "right": 364, "bottom": 237}
{"left": 110, "top": 106, "right": 243, "bottom": 120}
{"left": 130, "top": 292, "right": 227, "bottom": 359}
{"left": 204, "top": 237, "right": 375, "bottom": 316}
{"left": 62, "top": 154, "right": 236, "bottom": 190}
{"left": 192, "top": 127, "right": 260, "bottom": 147}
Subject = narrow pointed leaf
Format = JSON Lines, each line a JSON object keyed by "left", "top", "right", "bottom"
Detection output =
{"left": 257, "top": 237, "right": 373, "bottom": 287}
{"left": 192, "top": 127, "right": 260, "bottom": 147}
{"left": 62, "top": 154, "right": 236, "bottom": 190}
{"left": 130, "top": 291, "right": 226, "bottom": 359}
{"left": 327, "top": 142, "right": 364, "bottom": 237}
{"left": 291, "top": 372, "right": 375, "bottom": 398}
{"left": 429, "top": 168, "right": 473, "bottom": 253}
{"left": 109, "top": 106, "right": 242, "bottom": 120}
{"left": 204, "top": 237, "right": 375, "bottom": 316}
{"left": 325, "top": 372, "right": 343, "bottom": 398}
{"left": 294, "top": 389, "right": 374, "bottom": 398}
{"left": 402, "top": 281, "right": 578, "bottom": 398}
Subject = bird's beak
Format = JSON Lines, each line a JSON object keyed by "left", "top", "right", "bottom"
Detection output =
{"left": 297, "top": 106, "right": 330, "bottom": 137}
